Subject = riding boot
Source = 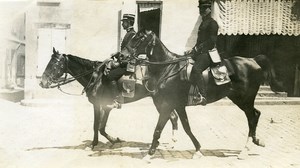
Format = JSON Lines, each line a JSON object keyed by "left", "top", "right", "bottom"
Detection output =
{"left": 194, "top": 73, "right": 207, "bottom": 106}
{"left": 106, "top": 80, "right": 122, "bottom": 109}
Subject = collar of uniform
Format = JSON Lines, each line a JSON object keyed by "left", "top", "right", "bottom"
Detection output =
{"left": 202, "top": 14, "right": 211, "bottom": 21}
{"left": 126, "top": 26, "right": 134, "bottom": 32}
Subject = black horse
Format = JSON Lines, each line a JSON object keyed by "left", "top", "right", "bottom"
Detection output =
{"left": 120, "top": 29, "right": 284, "bottom": 159}
{"left": 39, "top": 48, "right": 179, "bottom": 149}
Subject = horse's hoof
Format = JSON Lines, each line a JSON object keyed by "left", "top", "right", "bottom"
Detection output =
{"left": 90, "top": 145, "right": 95, "bottom": 150}
{"left": 84, "top": 146, "right": 91, "bottom": 151}
{"left": 115, "top": 137, "right": 123, "bottom": 143}
{"left": 110, "top": 138, "right": 123, "bottom": 145}
{"left": 169, "top": 138, "right": 179, "bottom": 149}
{"left": 254, "top": 138, "right": 265, "bottom": 147}
{"left": 192, "top": 151, "right": 203, "bottom": 159}
{"left": 143, "top": 154, "right": 153, "bottom": 163}
{"left": 91, "top": 142, "right": 97, "bottom": 150}
{"left": 168, "top": 142, "right": 175, "bottom": 149}
{"left": 155, "top": 141, "right": 160, "bottom": 148}
{"left": 237, "top": 150, "right": 249, "bottom": 160}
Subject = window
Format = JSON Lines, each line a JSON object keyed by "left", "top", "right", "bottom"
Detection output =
{"left": 16, "top": 55, "right": 25, "bottom": 78}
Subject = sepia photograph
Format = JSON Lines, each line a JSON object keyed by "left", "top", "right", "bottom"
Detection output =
{"left": 0, "top": 0, "right": 300, "bottom": 167}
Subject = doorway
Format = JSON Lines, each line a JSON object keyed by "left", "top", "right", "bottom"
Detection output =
{"left": 137, "top": 1, "right": 162, "bottom": 38}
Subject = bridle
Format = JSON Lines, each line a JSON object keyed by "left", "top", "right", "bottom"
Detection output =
{"left": 47, "top": 54, "right": 95, "bottom": 95}
{"left": 44, "top": 54, "right": 68, "bottom": 85}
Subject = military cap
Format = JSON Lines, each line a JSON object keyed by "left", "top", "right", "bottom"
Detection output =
{"left": 198, "top": 0, "right": 212, "bottom": 7}
{"left": 121, "top": 14, "right": 135, "bottom": 22}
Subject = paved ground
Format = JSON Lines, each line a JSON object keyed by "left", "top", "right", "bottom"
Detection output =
{"left": 0, "top": 96, "right": 300, "bottom": 168}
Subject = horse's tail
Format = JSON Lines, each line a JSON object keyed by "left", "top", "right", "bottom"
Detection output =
{"left": 254, "top": 54, "right": 285, "bottom": 92}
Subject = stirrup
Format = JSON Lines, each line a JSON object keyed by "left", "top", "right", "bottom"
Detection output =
{"left": 199, "top": 96, "right": 207, "bottom": 106}
{"left": 193, "top": 93, "right": 207, "bottom": 106}
{"left": 106, "top": 100, "right": 122, "bottom": 109}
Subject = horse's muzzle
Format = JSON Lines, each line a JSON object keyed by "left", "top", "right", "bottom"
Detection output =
{"left": 39, "top": 80, "right": 50, "bottom": 88}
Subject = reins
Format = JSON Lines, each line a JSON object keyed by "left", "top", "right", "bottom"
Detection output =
{"left": 50, "top": 70, "right": 95, "bottom": 96}
{"left": 135, "top": 32, "right": 192, "bottom": 66}
{"left": 142, "top": 56, "right": 191, "bottom": 65}
{"left": 128, "top": 32, "right": 192, "bottom": 93}
{"left": 50, "top": 69, "right": 94, "bottom": 88}
{"left": 49, "top": 55, "right": 95, "bottom": 96}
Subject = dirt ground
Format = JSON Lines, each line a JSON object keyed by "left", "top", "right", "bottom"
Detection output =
{"left": 0, "top": 97, "right": 300, "bottom": 168}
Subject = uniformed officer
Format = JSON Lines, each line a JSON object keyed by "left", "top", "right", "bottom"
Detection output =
{"left": 185, "top": 0, "right": 219, "bottom": 105}
{"left": 106, "top": 13, "right": 136, "bottom": 109}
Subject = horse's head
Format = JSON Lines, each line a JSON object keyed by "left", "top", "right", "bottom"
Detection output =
{"left": 120, "top": 29, "right": 156, "bottom": 59}
{"left": 39, "top": 47, "right": 68, "bottom": 88}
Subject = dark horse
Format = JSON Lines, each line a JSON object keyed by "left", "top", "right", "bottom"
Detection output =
{"left": 39, "top": 48, "right": 179, "bottom": 149}
{"left": 120, "top": 29, "right": 284, "bottom": 159}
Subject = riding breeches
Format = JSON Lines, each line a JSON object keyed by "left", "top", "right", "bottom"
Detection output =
{"left": 106, "top": 67, "right": 127, "bottom": 81}
{"left": 192, "top": 52, "right": 211, "bottom": 74}
{"left": 191, "top": 52, "right": 210, "bottom": 99}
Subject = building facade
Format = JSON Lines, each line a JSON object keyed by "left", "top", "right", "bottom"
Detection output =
{"left": 1, "top": 0, "right": 299, "bottom": 101}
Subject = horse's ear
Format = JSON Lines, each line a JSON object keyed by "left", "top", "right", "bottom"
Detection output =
{"left": 53, "top": 47, "right": 59, "bottom": 54}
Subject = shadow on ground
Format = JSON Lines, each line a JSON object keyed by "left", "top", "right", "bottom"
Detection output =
{"left": 27, "top": 140, "right": 241, "bottom": 160}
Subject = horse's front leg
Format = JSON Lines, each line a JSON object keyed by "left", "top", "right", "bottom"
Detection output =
{"left": 91, "top": 104, "right": 100, "bottom": 149}
{"left": 99, "top": 107, "right": 122, "bottom": 144}
{"left": 169, "top": 110, "right": 178, "bottom": 137}
{"left": 144, "top": 104, "right": 173, "bottom": 161}
{"left": 168, "top": 110, "right": 178, "bottom": 148}
{"left": 175, "top": 106, "right": 202, "bottom": 159}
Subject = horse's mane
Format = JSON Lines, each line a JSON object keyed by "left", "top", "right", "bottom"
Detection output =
{"left": 151, "top": 32, "right": 181, "bottom": 59}
{"left": 65, "top": 54, "right": 101, "bottom": 68}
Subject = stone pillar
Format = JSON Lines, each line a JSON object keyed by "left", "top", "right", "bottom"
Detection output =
{"left": 24, "top": 6, "right": 38, "bottom": 100}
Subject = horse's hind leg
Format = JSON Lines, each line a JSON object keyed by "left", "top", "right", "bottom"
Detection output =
{"left": 229, "top": 95, "right": 265, "bottom": 159}
{"left": 175, "top": 106, "right": 202, "bottom": 159}
{"left": 232, "top": 94, "right": 265, "bottom": 148}
{"left": 99, "top": 107, "right": 122, "bottom": 144}
{"left": 92, "top": 105, "right": 122, "bottom": 149}
{"left": 251, "top": 108, "right": 265, "bottom": 147}
{"left": 241, "top": 107, "right": 265, "bottom": 148}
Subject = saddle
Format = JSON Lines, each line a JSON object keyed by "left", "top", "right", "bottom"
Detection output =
{"left": 179, "top": 58, "right": 233, "bottom": 106}
{"left": 179, "top": 59, "right": 232, "bottom": 85}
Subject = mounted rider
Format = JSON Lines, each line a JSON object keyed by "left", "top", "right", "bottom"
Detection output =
{"left": 90, "top": 13, "right": 136, "bottom": 109}
{"left": 107, "top": 13, "right": 136, "bottom": 109}
{"left": 185, "top": 0, "right": 221, "bottom": 105}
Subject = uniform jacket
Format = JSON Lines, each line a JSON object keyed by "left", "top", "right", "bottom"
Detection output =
{"left": 194, "top": 15, "right": 219, "bottom": 53}
{"left": 121, "top": 27, "right": 136, "bottom": 50}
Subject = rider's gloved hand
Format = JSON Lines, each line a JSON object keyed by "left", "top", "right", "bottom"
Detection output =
{"left": 104, "top": 66, "right": 111, "bottom": 76}
{"left": 138, "top": 54, "right": 147, "bottom": 60}
{"left": 111, "top": 52, "right": 120, "bottom": 59}
{"left": 184, "top": 49, "right": 194, "bottom": 55}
